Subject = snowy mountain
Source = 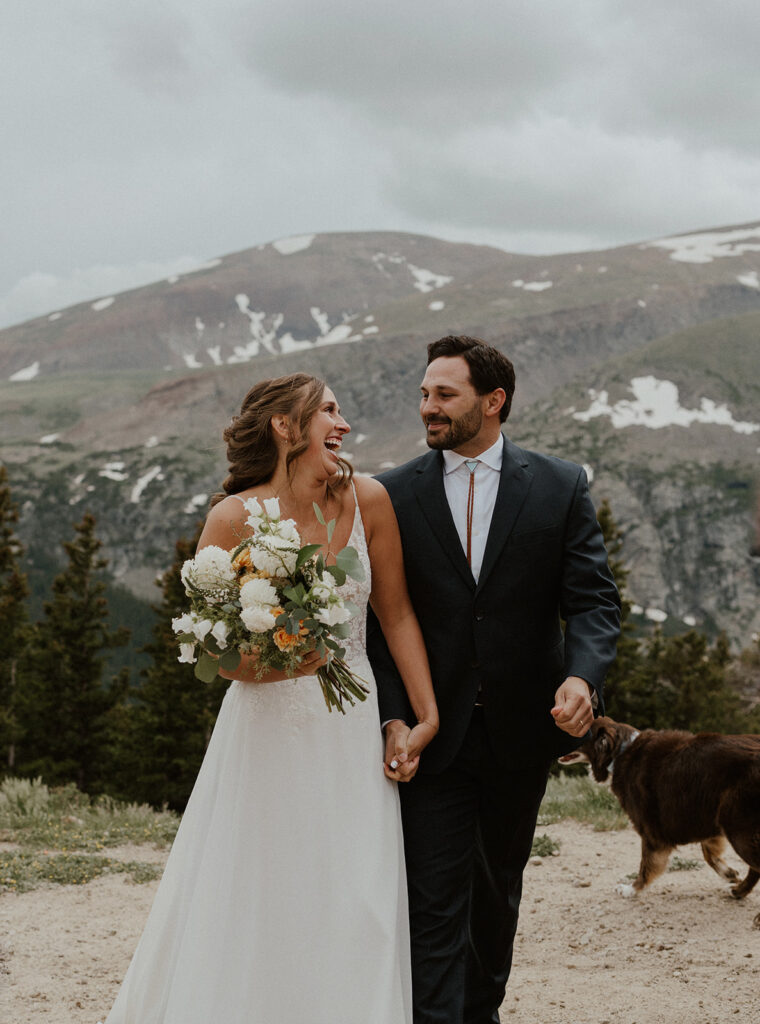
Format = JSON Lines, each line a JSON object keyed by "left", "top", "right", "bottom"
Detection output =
{"left": 1, "top": 224, "right": 759, "bottom": 644}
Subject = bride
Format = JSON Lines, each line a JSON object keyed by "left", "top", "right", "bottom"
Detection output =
{"left": 102, "top": 373, "right": 438, "bottom": 1024}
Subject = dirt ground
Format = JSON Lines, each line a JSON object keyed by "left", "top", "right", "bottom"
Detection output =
{"left": 1, "top": 821, "right": 758, "bottom": 1024}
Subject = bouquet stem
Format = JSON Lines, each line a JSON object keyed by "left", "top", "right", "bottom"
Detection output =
{"left": 317, "top": 658, "right": 370, "bottom": 714}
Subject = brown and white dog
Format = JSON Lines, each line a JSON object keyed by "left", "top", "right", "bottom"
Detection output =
{"left": 560, "top": 716, "right": 760, "bottom": 923}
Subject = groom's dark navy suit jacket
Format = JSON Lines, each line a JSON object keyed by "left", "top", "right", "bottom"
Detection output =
{"left": 369, "top": 435, "right": 621, "bottom": 771}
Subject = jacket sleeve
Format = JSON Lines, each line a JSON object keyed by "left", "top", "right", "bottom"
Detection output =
{"left": 366, "top": 606, "right": 414, "bottom": 726}
{"left": 559, "top": 468, "right": 621, "bottom": 699}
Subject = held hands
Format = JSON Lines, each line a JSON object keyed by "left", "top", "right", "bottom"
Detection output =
{"left": 382, "top": 718, "right": 438, "bottom": 782}
{"left": 551, "top": 675, "right": 594, "bottom": 737}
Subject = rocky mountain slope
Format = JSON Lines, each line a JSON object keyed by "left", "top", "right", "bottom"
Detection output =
{"left": 2, "top": 225, "right": 759, "bottom": 645}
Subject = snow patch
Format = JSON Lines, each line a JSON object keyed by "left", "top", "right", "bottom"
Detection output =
{"left": 317, "top": 324, "right": 353, "bottom": 346}
{"left": 144, "top": 436, "right": 159, "bottom": 449}
{"left": 92, "top": 296, "right": 114, "bottom": 311}
{"left": 364, "top": 315, "right": 375, "bottom": 323}
{"left": 279, "top": 333, "right": 315, "bottom": 354}
{"left": 354, "top": 434, "right": 367, "bottom": 445}
{"left": 231, "top": 296, "right": 282, "bottom": 360}
{"left": 513, "top": 280, "right": 553, "bottom": 292}
{"left": 99, "top": 461, "right": 128, "bottom": 482}
{"left": 207, "top": 346, "right": 222, "bottom": 366}
{"left": 183, "top": 352, "right": 202, "bottom": 369}
{"left": 408, "top": 264, "right": 453, "bottom": 293}
{"left": 647, "top": 225, "right": 760, "bottom": 264}
{"left": 195, "top": 317, "right": 205, "bottom": 333}
{"left": 130, "top": 466, "right": 163, "bottom": 504}
{"left": 379, "top": 461, "right": 396, "bottom": 469}
{"left": 48, "top": 312, "right": 61, "bottom": 321}
{"left": 573, "top": 376, "right": 760, "bottom": 435}
{"left": 311, "top": 306, "right": 331, "bottom": 336}
{"left": 363, "top": 325, "right": 379, "bottom": 334}
{"left": 9, "top": 361, "right": 40, "bottom": 381}
{"left": 272, "top": 234, "right": 315, "bottom": 255}
{"left": 582, "top": 464, "right": 594, "bottom": 484}
{"left": 183, "top": 493, "right": 208, "bottom": 514}
{"left": 429, "top": 300, "right": 445, "bottom": 311}
{"left": 637, "top": 299, "right": 647, "bottom": 307}
{"left": 683, "top": 615, "right": 697, "bottom": 627}
{"left": 39, "top": 433, "right": 59, "bottom": 444}
{"left": 645, "top": 607, "right": 667, "bottom": 623}
{"left": 737, "top": 270, "right": 759, "bottom": 288}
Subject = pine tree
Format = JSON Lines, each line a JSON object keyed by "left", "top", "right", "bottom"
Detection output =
{"left": 0, "top": 466, "right": 30, "bottom": 771}
{"left": 595, "top": 498, "right": 642, "bottom": 721}
{"left": 14, "top": 512, "right": 129, "bottom": 791}
{"left": 122, "top": 527, "right": 227, "bottom": 811}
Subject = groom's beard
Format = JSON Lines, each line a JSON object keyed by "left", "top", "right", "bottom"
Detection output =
{"left": 424, "top": 401, "right": 483, "bottom": 450}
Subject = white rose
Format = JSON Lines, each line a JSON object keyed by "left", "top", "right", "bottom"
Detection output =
{"left": 171, "top": 612, "right": 195, "bottom": 634}
{"left": 178, "top": 643, "right": 197, "bottom": 664}
{"left": 240, "top": 604, "right": 279, "bottom": 633}
{"left": 239, "top": 577, "right": 279, "bottom": 609}
{"left": 210, "top": 621, "right": 229, "bottom": 648}
{"left": 310, "top": 577, "right": 337, "bottom": 603}
{"left": 274, "top": 517, "right": 301, "bottom": 544}
{"left": 316, "top": 603, "right": 353, "bottom": 627}
{"left": 182, "top": 546, "right": 236, "bottom": 596}
{"left": 251, "top": 536, "right": 298, "bottom": 577}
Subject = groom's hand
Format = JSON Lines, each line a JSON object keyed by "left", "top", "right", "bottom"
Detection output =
{"left": 383, "top": 720, "right": 420, "bottom": 782}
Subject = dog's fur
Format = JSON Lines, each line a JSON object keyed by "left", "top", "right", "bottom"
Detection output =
{"left": 560, "top": 716, "right": 760, "bottom": 922}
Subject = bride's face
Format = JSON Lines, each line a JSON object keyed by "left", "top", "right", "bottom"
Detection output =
{"left": 301, "top": 387, "right": 351, "bottom": 473}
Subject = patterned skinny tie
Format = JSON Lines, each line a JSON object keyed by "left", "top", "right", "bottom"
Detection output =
{"left": 464, "top": 459, "right": 479, "bottom": 567}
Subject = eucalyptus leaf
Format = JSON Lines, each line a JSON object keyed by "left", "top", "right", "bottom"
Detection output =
{"left": 330, "top": 621, "right": 351, "bottom": 639}
{"left": 327, "top": 518, "right": 336, "bottom": 543}
{"left": 336, "top": 546, "right": 365, "bottom": 581}
{"left": 219, "top": 649, "right": 242, "bottom": 672}
{"left": 312, "top": 502, "right": 327, "bottom": 526}
{"left": 325, "top": 564, "right": 347, "bottom": 586}
{"left": 295, "top": 543, "right": 322, "bottom": 569}
{"left": 195, "top": 651, "right": 220, "bottom": 683}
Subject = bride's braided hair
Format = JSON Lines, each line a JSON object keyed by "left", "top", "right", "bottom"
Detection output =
{"left": 210, "top": 373, "right": 353, "bottom": 508}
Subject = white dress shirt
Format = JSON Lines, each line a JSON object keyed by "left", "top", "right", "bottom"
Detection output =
{"left": 441, "top": 436, "right": 503, "bottom": 583}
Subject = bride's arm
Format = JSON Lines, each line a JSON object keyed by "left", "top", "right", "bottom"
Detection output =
{"left": 195, "top": 500, "right": 326, "bottom": 684}
{"left": 355, "top": 477, "right": 439, "bottom": 754}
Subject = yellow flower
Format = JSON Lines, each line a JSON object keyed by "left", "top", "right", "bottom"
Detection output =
{"left": 272, "top": 620, "right": 309, "bottom": 652}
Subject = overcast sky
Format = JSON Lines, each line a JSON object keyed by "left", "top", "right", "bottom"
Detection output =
{"left": 2, "top": 0, "right": 759, "bottom": 328}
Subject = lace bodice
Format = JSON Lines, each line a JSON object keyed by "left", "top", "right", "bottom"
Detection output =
{"left": 337, "top": 498, "right": 372, "bottom": 663}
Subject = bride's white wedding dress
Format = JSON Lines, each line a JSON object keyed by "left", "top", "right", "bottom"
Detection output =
{"left": 103, "top": 496, "right": 412, "bottom": 1024}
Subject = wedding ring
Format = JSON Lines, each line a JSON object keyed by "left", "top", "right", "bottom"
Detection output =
{"left": 390, "top": 759, "right": 399, "bottom": 770}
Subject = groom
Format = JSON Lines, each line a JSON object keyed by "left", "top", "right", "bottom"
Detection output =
{"left": 369, "top": 335, "right": 620, "bottom": 1024}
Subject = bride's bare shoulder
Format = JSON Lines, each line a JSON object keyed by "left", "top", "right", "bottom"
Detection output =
{"left": 197, "top": 494, "right": 251, "bottom": 551}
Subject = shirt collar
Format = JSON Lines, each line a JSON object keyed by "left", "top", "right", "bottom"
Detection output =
{"left": 442, "top": 435, "right": 504, "bottom": 475}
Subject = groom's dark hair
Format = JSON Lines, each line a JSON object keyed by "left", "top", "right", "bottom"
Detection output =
{"left": 427, "top": 335, "right": 515, "bottom": 422}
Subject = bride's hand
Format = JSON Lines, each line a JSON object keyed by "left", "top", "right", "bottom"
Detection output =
{"left": 295, "top": 647, "right": 329, "bottom": 676}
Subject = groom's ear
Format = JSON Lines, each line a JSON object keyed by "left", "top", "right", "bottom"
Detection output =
{"left": 484, "top": 388, "right": 506, "bottom": 419}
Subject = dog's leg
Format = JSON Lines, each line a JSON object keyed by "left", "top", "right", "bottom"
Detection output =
{"left": 730, "top": 868, "right": 759, "bottom": 901}
{"left": 701, "top": 835, "right": 740, "bottom": 882}
{"left": 616, "top": 841, "right": 672, "bottom": 897}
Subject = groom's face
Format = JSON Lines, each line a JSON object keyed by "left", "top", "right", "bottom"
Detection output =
{"left": 420, "top": 356, "right": 485, "bottom": 451}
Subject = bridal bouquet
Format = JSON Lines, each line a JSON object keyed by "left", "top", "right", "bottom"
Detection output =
{"left": 172, "top": 497, "right": 370, "bottom": 713}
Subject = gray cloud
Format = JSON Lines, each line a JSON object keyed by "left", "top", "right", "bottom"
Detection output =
{"left": 2, "top": 0, "right": 759, "bottom": 326}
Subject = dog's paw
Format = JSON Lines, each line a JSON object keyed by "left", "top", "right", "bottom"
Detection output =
{"left": 615, "top": 882, "right": 637, "bottom": 898}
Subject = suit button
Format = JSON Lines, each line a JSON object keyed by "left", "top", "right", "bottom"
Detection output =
{"left": 475, "top": 611, "right": 484, "bottom": 621}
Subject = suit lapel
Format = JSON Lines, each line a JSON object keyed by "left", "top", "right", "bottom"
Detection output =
{"left": 412, "top": 451, "right": 475, "bottom": 590}
{"left": 476, "top": 437, "right": 533, "bottom": 593}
